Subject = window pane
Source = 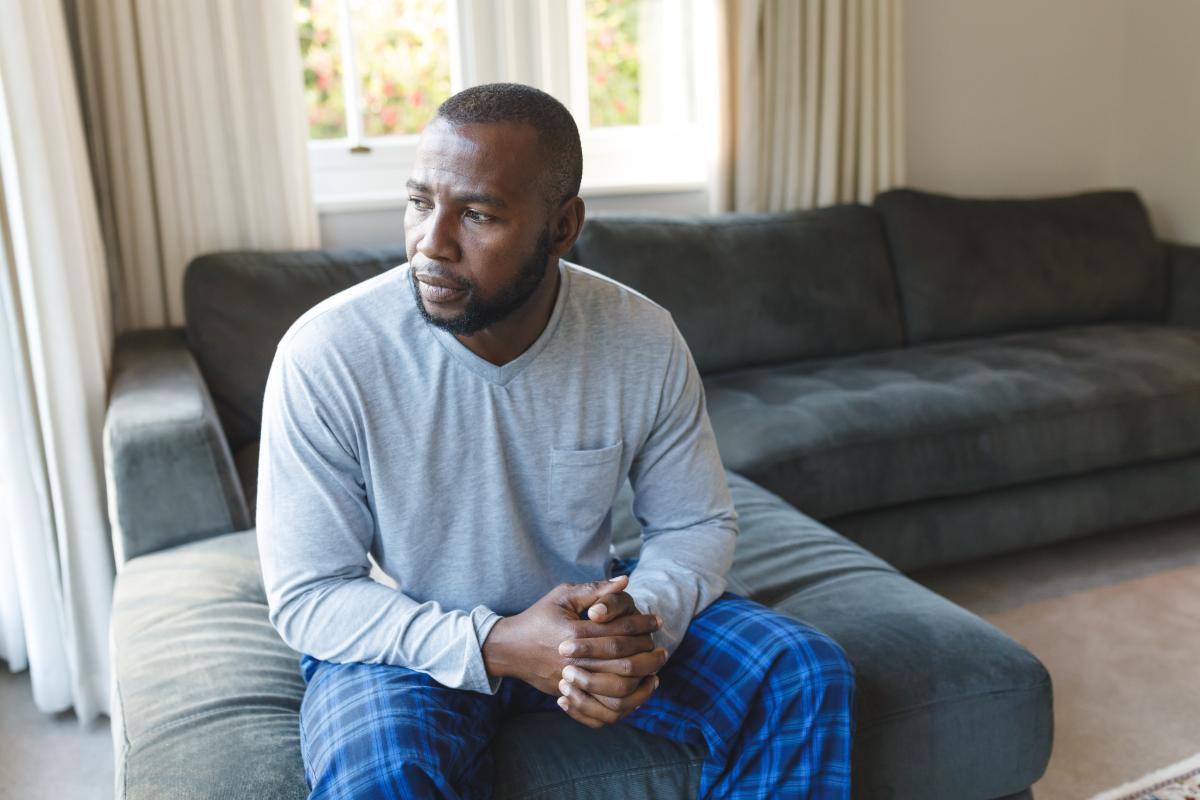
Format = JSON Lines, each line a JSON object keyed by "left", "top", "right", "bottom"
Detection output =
{"left": 297, "top": 0, "right": 347, "bottom": 140}
{"left": 585, "top": 0, "right": 698, "bottom": 130}
{"left": 585, "top": 0, "right": 641, "bottom": 127}
{"left": 352, "top": 0, "right": 452, "bottom": 137}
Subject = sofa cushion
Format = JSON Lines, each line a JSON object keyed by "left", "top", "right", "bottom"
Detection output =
{"left": 110, "top": 530, "right": 309, "bottom": 799}
{"left": 876, "top": 188, "right": 1167, "bottom": 344}
{"left": 111, "top": 474, "right": 1051, "bottom": 800}
{"left": 233, "top": 441, "right": 260, "bottom": 523}
{"left": 568, "top": 206, "right": 905, "bottom": 374}
{"left": 1168, "top": 242, "right": 1200, "bottom": 327}
{"left": 110, "top": 531, "right": 706, "bottom": 800}
{"left": 704, "top": 323, "right": 1200, "bottom": 519}
{"left": 184, "top": 247, "right": 407, "bottom": 450}
{"left": 612, "top": 472, "right": 1052, "bottom": 799}
{"left": 831, "top": 452, "right": 1200, "bottom": 573}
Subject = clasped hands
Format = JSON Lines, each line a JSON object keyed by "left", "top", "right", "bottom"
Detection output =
{"left": 481, "top": 574, "right": 668, "bottom": 729}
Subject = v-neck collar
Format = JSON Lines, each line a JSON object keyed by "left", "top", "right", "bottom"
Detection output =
{"left": 418, "top": 259, "right": 570, "bottom": 387}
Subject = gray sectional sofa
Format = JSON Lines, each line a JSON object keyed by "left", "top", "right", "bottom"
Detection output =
{"left": 105, "top": 188, "right": 1200, "bottom": 799}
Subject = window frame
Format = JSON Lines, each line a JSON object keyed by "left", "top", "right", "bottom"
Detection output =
{"left": 307, "top": 0, "right": 715, "bottom": 212}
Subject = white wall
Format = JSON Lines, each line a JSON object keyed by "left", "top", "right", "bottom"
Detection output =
{"left": 904, "top": 0, "right": 1200, "bottom": 244}
{"left": 903, "top": 0, "right": 1126, "bottom": 197}
{"left": 1109, "top": 0, "right": 1200, "bottom": 244}
{"left": 319, "top": 207, "right": 407, "bottom": 249}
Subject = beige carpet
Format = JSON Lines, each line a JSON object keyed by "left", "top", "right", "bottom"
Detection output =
{"left": 993, "top": 565, "right": 1200, "bottom": 799}
{"left": 914, "top": 513, "right": 1200, "bottom": 800}
{"left": 1090, "top": 751, "right": 1200, "bottom": 800}
{"left": 0, "top": 662, "right": 112, "bottom": 800}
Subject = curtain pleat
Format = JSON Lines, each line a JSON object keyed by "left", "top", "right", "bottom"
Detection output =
{"left": 0, "top": 0, "right": 318, "bottom": 723}
{"left": 816, "top": 0, "right": 842, "bottom": 205}
{"left": 719, "top": 0, "right": 905, "bottom": 213}
{"left": 797, "top": 0, "right": 818, "bottom": 208}
{"left": 0, "top": 0, "right": 115, "bottom": 721}
{"left": 73, "top": 0, "right": 319, "bottom": 330}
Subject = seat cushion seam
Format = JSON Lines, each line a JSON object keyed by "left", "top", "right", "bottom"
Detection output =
{"left": 859, "top": 679, "right": 1053, "bottom": 730}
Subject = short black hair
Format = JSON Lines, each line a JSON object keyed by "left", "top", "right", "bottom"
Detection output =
{"left": 436, "top": 83, "right": 583, "bottom": 206}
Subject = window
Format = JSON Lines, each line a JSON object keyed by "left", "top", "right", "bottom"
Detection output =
{"left": 297, "top": 0, "right": 715, "bottom": 211}
{"left": 298, "top": 0, "right": 452, "bottom": 140}
{"left": 585, "top": 0, "right": 642, "bottom": 128}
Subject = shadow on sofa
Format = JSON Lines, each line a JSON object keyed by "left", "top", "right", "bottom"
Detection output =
{"left": 105, "top": 188, "right": 1200, "bottom": 798}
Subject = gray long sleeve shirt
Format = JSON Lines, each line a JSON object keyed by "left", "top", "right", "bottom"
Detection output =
{"left": 257, "top": 259, "right": 738, "bottom": 695}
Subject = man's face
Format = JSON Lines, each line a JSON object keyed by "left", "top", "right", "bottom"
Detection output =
{"left": 404, "top": 118, "right": 556, "bottom": 335}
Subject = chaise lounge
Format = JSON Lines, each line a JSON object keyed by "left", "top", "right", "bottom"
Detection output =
{"left": 105, "top": 188, "right": 1200, "bottom": 798}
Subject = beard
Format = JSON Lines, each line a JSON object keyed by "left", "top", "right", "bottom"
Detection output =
{"left": 410, "top": 227, "right": 554, "bottom": 336}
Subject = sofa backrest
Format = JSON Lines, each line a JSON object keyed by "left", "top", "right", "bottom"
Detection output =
{"left": 568, "top": 205, "right": 905, "bottom": 375}
{"left": 875, "top": 188, "right": 1167, "bottom": 345}
{"left": 184, "top": 247, "right": 408, "bottom": 451}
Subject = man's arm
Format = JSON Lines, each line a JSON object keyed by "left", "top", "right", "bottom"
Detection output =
{"left": 620, "top": 322, "right": 738, "bottom": 659}
{"left": 256, "top": 342, "right": 502, "bottom": 694}
{"left": 554, "top": 321, "right": 735, "bottom": 725}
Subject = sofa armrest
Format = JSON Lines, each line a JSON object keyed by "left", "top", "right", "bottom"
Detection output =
{"left": 103, "top": 329, "right": 250, "bottom": 565}
{"left": 1168, "top": 242, "right": 1200, "bottom": 327}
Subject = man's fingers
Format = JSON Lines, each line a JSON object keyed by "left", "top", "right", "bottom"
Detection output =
{"left": 558, "top": 632, "right": 655, "bottom": 659}
{"left": 561, "top": 665, "right": 641, "bottom": 698}
{"left": 559, "top": 575, "right": 628, "bottom": 614}
{"left": 611, "top": 673, "right": 658, "bottom": 712}
{"left": 560, "top": 674, "right": 659, "bottom": 720}
{"left": 587, "top": 590, "right": 637, "bottom": 622}
{"left": 571, "top": 611, "right": 660, "bottom": 640}
{"left": 556, "top": 694, "right": 606, "bottom": 729}
{"left": 556, "top": 682, "right": 612, "bottom": 728}
{"left": 558, "top": 679, "right": 623, "bottom": 726}
{"left": 563, "top": 647, "right": 669, "bottom": 677}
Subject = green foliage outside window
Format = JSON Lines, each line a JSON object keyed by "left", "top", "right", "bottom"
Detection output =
{"left": 586, "top": 0, "right": 641, "bottom": 128}
{"left": 352, "top": 0, "right": 451, "bottom": 137}
{"left": 297, "top": 0, "right": 450, "bottom": 140}
{"left": 298, "top": 0, "right": 644, "bottom": 140}
{"left": 297, "top": 0, "right": 347, "bottom": 139}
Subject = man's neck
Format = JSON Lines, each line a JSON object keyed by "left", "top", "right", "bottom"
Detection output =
{"left": 455, "top": 264, "right": 561, "bottom": 367}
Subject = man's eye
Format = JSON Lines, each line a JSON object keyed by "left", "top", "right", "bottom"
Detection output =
{"left": 409, "top": 197, "right": 432, "bottom": 211}
{"left": 464, "top": 209, "right": 492, "bottom": 223}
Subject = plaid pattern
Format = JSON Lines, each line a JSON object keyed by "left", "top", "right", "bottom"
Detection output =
{"left": 299, "top": 559, "right": 855, "bottom": 799}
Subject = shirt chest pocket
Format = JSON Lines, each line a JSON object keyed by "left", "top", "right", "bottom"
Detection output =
{"left": 547, "top": 441, "right": 625, "bottom": 535}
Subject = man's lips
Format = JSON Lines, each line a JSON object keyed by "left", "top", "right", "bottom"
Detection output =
{"left": 415, "top": 272, "right": 467, "bottom": 304}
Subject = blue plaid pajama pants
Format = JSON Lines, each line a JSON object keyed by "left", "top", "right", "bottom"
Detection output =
{"left": 298, "top": 559, "right": 855, "bottom": 799}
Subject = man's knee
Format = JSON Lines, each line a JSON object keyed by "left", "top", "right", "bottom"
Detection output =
{"left": 766, "top": 619, "right": 856, "bottom": 698}
{"left": 308, "top": 753, "right": 447, "bottom": 799}
{"left": 299, "top": 659, "right": 497, "bottom": 795}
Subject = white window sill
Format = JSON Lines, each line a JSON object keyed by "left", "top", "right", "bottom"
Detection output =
{"left": 316, "top": 181, "right": 708, "bottom": 215}
{"left": 310, "top": 123, "right": 711, "bottom": 215}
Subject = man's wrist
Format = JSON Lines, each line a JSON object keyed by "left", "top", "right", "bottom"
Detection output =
{"left": 481, "top": 615, "right": 514, "bottom": 679}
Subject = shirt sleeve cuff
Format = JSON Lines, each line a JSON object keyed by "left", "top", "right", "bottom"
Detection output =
{"left": 621, "top": 584, "right": 673, "bottom": 655}
{"left": 469, "top": 605, "right": 505, "bottom": 695}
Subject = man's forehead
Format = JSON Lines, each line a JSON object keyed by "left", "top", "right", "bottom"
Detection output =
{"left": 413, "top": 119, "right": 541, "bottom": 177}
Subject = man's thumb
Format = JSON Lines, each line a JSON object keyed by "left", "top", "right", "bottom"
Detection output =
{"left": 563, "top": 574, "right": 628, "bottom": 611}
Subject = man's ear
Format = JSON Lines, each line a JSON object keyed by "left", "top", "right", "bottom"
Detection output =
{"left": 549, "top": 196, "right": 586, "bottom": 258}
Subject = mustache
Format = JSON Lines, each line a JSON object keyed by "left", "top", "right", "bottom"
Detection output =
{"left": 411, "top": 263, "right": 471, "bottom": 291}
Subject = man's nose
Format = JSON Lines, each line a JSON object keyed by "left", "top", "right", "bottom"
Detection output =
{"left": 415, "top": 208, "right": 459, "bottom": 262}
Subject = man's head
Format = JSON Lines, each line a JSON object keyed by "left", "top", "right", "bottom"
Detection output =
{"left": 404, "top": 83, "right": 585, "bottom": 336}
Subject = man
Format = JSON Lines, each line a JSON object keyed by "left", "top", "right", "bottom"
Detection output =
{"left": 258, "top": 83, "right": 854, "bottom": 799}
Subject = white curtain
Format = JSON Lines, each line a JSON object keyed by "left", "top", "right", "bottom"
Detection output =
{"left": 0, "top": 0, "right": 115, "bottom": 721}
{"left": 714, "top": 0, "right": 906, "bottom": 212}
{"left": 72, "top": 0, "right": 320, "bottom": 330}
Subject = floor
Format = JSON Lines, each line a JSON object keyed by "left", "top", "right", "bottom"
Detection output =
{"left": 912, "top": 511, "right": 1200, "bottom": 800}
{"left": 0, "top": 660, "right": 112, "bottom": 799}
{"left": 0, "top": 513, "right": 1197, "bottom": 800}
